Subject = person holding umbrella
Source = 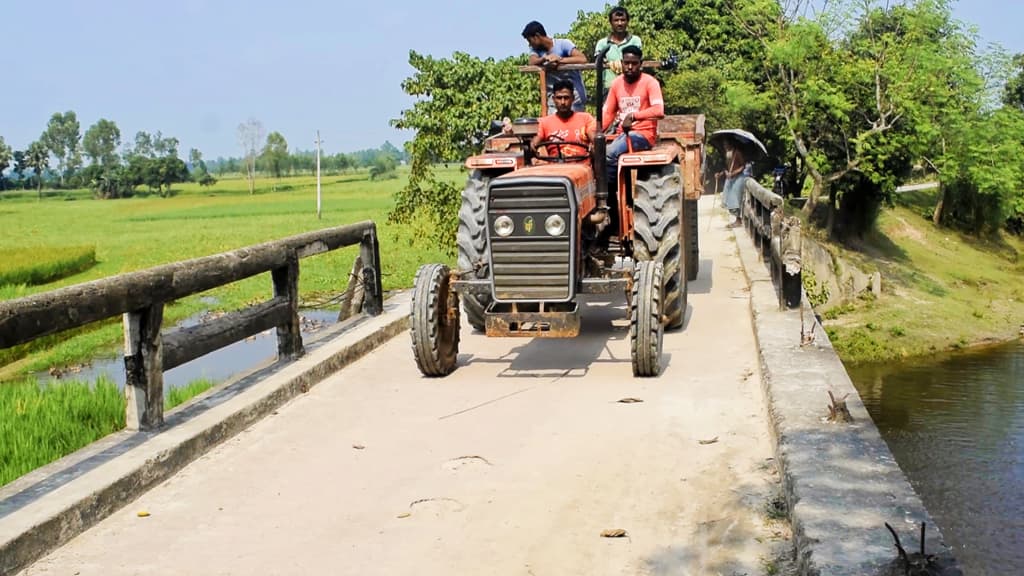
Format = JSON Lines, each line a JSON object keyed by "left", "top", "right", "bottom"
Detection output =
{"left": 710, "top": 130, "right": 765, "bottom": 228}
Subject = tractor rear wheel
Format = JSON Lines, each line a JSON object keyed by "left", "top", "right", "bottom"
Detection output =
{"left": 685, "top": 198, "right": 699, "bottom": 281}
{"left": 630, "top": 261, "right": 664, "bottom": 377}
{"left": 457, "top": 171, "right": 492, "bottom": 331}
{"left": 634, "top": 164, "right": 687, "bottom": 330}
{"left": 411, "top": 263, "right": 460, "bottom": 377}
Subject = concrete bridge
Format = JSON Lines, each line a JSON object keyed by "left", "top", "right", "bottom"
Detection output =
{"left": 0, "top": 196, "right": 956, "bottom": 575}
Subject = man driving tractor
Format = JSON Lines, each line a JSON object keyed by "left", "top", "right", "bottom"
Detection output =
{"left": 530, "top": 79, "right": 597, "bottom": 163}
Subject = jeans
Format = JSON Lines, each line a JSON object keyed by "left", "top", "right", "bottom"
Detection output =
{"left": 606, "top": 132, "right": 651, "bottom": 185}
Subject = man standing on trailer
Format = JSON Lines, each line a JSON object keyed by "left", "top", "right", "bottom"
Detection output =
{"left": 522, "top": 21, "right": 589, "bottom": 112}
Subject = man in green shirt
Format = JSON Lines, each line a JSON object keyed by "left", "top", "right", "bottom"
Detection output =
{"left": 594, "top": 6, "right": 642, "bottom": 89}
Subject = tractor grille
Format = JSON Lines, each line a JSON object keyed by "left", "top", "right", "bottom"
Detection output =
{"left": 489, "top": 183, "right": 573, "bottom": 301}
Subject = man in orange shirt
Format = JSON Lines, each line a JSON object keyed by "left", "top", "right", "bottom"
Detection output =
{"left": 531, "top": 79, "right": 597, "bottom": 163}
{"left": 601, "top": 45, "right": 665, "bottom": 186}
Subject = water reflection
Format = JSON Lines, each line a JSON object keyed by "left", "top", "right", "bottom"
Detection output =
{"left": 38, "top": 309, "right": 338, "bottom": 396}
{"left": 847, "top": 341, "right": 1024, "bottom": 575}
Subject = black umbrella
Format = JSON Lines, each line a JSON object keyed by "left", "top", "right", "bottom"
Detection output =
{"left": 709, "top": 129, "right": 768, "bottom": 159}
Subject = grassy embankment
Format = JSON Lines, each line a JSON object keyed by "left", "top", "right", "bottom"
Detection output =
{"left": 815, "top": 189, "right": 1024, "bottom": 364}
{"left": 0, "top": 167, "right": 461, "bottom": 486}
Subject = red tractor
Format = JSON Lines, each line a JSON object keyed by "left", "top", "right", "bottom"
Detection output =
{"left": 411, "top": 52, "right": 705, "bottom": 377}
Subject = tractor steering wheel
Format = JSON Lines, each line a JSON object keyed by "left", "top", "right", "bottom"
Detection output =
{"left": 533, "top": 139, "right": 591, "bottom": 164}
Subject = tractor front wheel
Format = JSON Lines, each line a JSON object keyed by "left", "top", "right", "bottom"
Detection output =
{"left": 630, "top": 261, "right": 664, "bottom": 377}
{"left": 411, "top": 264, "right": 460, "bottom": 377}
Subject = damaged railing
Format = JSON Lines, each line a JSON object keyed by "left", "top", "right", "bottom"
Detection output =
{"left": 741, "top": 179, "right": 802, "bottom": 309}
{"left": 0, "top": 222, "right": 383, "bottom": 430}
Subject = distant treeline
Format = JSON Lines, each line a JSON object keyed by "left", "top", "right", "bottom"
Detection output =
{"left": 0, "top": 113, "right": 408, "bottom": 199}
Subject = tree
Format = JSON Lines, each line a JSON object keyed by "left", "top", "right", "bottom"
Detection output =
{"left": 261, "top": 131, "right": 289, "bottom": 178}
{"left": 369, "top": 154, "right": 397, "bottom": 180}
{"left": 0, "top": 136, "right": 12, "bottom": 191}
{"left": 25, "top": 141, "right": 50, "bottom": 199}
{"left": 736, "top": 0, "right": 981, "bottom": 237}
{"left": 189, "top": 148, "right": 217, "bottom": 187}
{"left": 41, "top": 111, "right": 82, "bottom": 187}
{"left": 1003, "top": 53, "right": 1024, "bottom": 112}
{"left": 391, "top": 50, "right": 534, "bottom": 246}
{"left": 83, "top": 119, "right": 121, "bottom": 168}
{"left": 237, "top": 118, "right": 265, "bottom": 195}
{"left": 936, "top": 108, "right": 1024, "bottom": 233}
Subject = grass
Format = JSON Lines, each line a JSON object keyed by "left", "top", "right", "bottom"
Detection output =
{"left": 0, "top": 377, "right": 125, "bottom": 487}
{"left": 0, "top": 167, "right": 467, "bottom": 487}
{"left": 0, "top": 245, "right": 97, "bottom": 286}
{"left": 818, "top": 190, "right": 1024, "bottom": 364}
{"left": 0, "top": 167, "right": 462, "bottom": 379}
{"left": 165, "top": 379, "right": 216, "bottom": 411}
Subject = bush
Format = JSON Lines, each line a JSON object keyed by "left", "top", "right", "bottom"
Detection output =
{"left": 0, "top": 245, "right": 97, "bottom": 286}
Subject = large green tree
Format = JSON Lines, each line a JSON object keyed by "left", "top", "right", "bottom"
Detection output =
{"left": 390, "top": 50, "right": 534, "bottom": 245}
{"left": 261, "top": 131, "right": 289, "bottom": 178}
{"left": 737, "top": 0, "right": 982, "bottom": 237}
{"left": 82, "top": 119, "right": 121, "bottom": 167}
{"left": 41, "top": 111, "right": 82, "bottom": 187}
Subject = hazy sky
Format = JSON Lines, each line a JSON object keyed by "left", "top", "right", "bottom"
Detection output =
{"left": 1, "top": 1, "right": 1020, "bottom": 160}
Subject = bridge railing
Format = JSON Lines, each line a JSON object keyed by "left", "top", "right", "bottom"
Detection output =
{"left": 0, "top": 221, "right": 383, "bottom": 430}
{"left": 741, "top": 179, "right": 802, "bottom": 309}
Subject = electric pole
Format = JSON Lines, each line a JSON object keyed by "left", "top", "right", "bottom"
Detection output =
{"left": 315, "top": 130, "right": 323, "bottom": 220}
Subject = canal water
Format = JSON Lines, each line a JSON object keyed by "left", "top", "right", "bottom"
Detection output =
{"left": 846, "top": 341, "right": 1024, "bottom": 575}
{"left": 38, "top": 309, "right": 339, "bottom": 395}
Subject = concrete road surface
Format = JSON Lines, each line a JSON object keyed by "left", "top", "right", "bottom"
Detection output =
{"left": 23, "top": 196, "right": 788, "bottom": 576}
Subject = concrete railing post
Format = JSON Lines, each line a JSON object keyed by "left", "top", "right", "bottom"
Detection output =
{"left": 123, "top": 303, "right": 165, "bottom": 430}
{"left": 272, "top": 254, "right": 303, "bottom": 361}
{"left": 359, "top": 225, "right": 383, "bottom": 317}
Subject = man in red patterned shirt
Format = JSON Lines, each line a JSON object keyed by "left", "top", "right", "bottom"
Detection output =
{"left": 601, "top": 45, "right": 665, "bottom": 186}
{"left": 531, "top": 79, "right": 597, "bottom": 164}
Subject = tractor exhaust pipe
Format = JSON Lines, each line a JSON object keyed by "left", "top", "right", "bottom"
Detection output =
{"left": 594, "top": 45, "right": 612, "bottom": 211}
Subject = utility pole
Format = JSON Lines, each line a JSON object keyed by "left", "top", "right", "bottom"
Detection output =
{"left": 315, "top": 130, "right": 323, "bottom": 220}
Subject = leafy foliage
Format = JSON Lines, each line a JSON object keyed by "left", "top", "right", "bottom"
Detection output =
{"left": 41, "top": 111, "right": 82, "bottom": 186}
{"left": 261, "top": 131, "right": 289, "bottom": 178}
{"left": 390, "top": 50, "right": 534, "bottom": 248}
{"left": 24, "top": 141, "right": 50, "bottom": 198}
{"left": 82, "top": 119, "right": 121, "bottom": 168}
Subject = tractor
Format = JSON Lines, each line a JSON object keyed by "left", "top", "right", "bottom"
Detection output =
{"left": 410, "top": 49, "right": 705, "bottom": 377}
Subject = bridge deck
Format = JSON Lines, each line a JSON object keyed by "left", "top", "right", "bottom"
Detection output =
{"left": 20, "top": 197, "right": 789, "bottom": 575}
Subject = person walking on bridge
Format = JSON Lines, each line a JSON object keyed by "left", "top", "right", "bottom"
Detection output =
{"left": 718, "top": 139, "right": 750, "bottom": 228}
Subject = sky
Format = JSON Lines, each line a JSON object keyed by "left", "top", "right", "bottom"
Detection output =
{"left": 1, "top": 0, "right": 1021, "bottom": 161}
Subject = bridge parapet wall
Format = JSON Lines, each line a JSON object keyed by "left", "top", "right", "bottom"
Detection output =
{"left": 733, "top": 225, "right": 961, "bottom": 574}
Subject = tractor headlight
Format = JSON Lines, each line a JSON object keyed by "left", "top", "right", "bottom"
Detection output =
{"left": 494, "top": 215, "right": 515, "bottom": 237}
{"left": 545, "top": 214, "right": 566, "bottom": 236}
